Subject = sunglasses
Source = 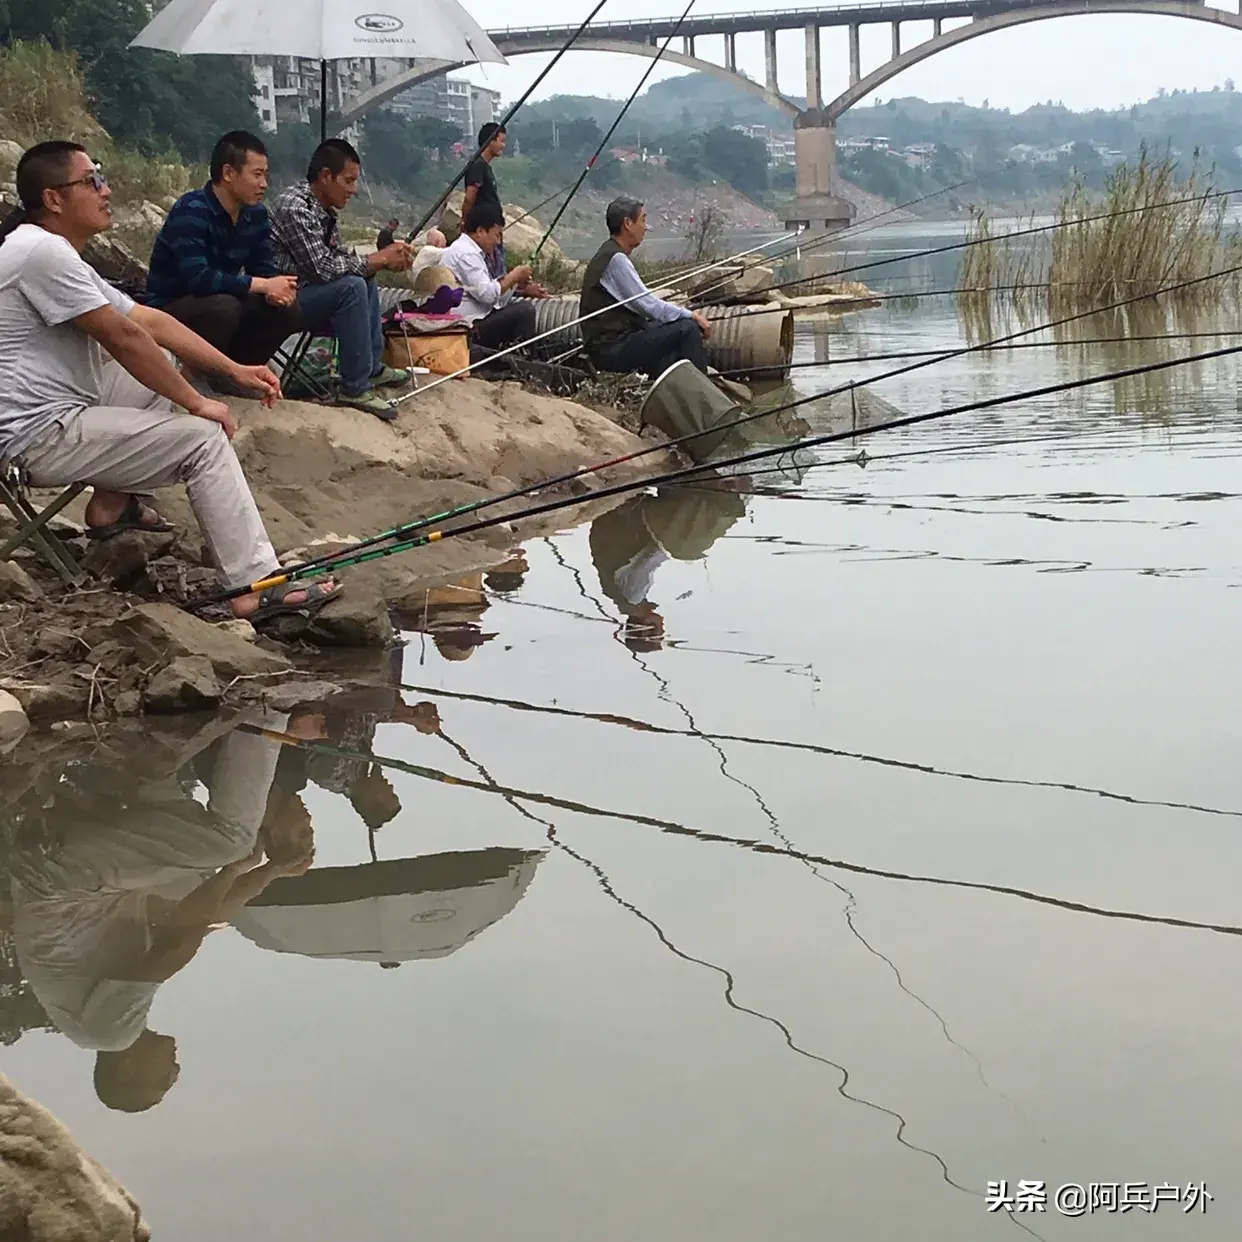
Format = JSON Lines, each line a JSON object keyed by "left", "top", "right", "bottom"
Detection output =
{"left": 53, "top": 167, "right": 109, "bottom": 194}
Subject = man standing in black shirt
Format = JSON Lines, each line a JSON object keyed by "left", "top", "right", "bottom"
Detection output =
{"left": 376, "top": 217, "right": 399, "bottom": 249}
{"left": 463, "top": 123, "right": 507, "bottom": 277}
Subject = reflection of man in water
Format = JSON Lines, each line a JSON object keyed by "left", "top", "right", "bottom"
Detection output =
{"left": 589, "top": 486, "right": 747, "bottom": 651}
{"left": 8, "top": 713, "right": 313, "bottom": 1113}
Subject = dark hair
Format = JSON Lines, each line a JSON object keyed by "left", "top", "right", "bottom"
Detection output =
{"left": 387, "top": 217, "right": 399, "bottom": 227}
{"left": 307, "top": 138, "right": 361, "bottom": 183}
{"left": 606, "top": 196, "right": 643, "bottom": 236}
{"left": 464, "top": 200, "right": 504, "bottom": 233}
{"left": 210, "top": 130, "right": 267, "bottom": 184}
{"left": 0, "top": 140, "right": 86, "bottom": 244}
{"left": 477, "top": 122, "right": 505, "bottom": 150}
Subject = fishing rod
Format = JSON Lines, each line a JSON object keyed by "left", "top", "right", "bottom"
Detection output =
{"left": 532, "top": 0, "right": 695, "bottom": 261}
{"left": 714, "top": 184, "right": 1237, "bottom": 306}
{"left": 718, "top": 331, "right": 1242, "bottom": 376}
{"left": 204, "top": 334, "right": 1242, "bottom": 605}
{"left": 249, "top": 256, "right": 1242, "bottom": 594}
{"left": 690, "top": 275, "right": 1242, "bottom": 316}
{"left": 393, "top": 228, "right": 800, "bottom": 403}
{"left": 407, "top": 0, "right": 611, "bottom": 241}
{"left": 237, "top": 725, "right": 1242, "bottom": 940}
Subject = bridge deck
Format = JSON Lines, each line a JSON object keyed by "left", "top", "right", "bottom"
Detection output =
{"left": 489, "top": 0, "right": 1044, "bottom": 40}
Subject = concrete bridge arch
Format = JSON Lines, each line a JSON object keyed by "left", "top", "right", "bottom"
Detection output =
{"left": 341, "top": 38, "right": 801, "bottom": 128}
{"left": 823, "top": 0, "right": 1242, "bottom": 121}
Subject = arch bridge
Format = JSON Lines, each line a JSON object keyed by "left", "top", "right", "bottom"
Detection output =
{"left": 341, "top": 0, "right": 1242, "bottom": 228}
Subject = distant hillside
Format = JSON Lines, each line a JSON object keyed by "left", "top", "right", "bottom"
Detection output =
{"left": 521, "top": 73, "right": 1242, "bottom": 214}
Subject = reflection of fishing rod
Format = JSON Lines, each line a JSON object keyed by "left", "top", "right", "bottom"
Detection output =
{"left": 428, "top": 706, "right": 986, "bottom": 1200}
{"left": 718, "top": 331, "right": 1242, "bottom": 377}
{"left": 398, "top": 680, "right": 1242, "bottom": 822}
{"left": 706, "top": 184, "right": 1238, "bottom": 306}
{"left": 407, "top": 0, "right": 611, "bottom": 241}
{"left": 235, "top": 726, "right": 1242, "bottom": 939}
{"left": 532, "top": 0, "right": 695, "bottom": 260}
{"left": 203, "top": 330, "right": 1242, "bottom": 605}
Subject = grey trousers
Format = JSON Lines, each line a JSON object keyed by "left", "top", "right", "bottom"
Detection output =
{"left": 20, "top": 362, "right": 277, "bottom": 590}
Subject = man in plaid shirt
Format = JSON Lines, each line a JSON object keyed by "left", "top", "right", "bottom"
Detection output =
{"left": 270, "top": 139, "right": 414, "bottom": 421}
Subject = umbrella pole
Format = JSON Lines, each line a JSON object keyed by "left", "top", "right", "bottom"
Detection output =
{"left": 320, "top": 60, "right": 328, "bottom": 142}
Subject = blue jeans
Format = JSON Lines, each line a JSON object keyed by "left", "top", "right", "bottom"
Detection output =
{"left": 295, "top": 275, "right": 385, "bottom": 396}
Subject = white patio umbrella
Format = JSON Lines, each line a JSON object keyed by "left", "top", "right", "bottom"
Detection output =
{"left": 130, "top": 0, "right": 507, "bottom": 140}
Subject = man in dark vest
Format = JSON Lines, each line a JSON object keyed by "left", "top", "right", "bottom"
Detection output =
{"left": 579, "top": 196, "right": 712, "bottom": 377}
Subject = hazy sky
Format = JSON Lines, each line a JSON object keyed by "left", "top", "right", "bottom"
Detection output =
{"left": 454, "top": 1, "right": 1242, "bottom": 113}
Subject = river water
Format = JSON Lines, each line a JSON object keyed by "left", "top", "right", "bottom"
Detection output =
{"left": 5, "top": 223, "right": 1242, "bottom": 1239}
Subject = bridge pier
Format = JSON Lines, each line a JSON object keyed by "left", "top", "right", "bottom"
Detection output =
{"left": 785, "top": 113, "right": 856, "bottom": 232}
{"left": 933, "top": 16, "right": 943, "bottom": 35}
{"left": 892, "top": 21, "right": 901, "bottom": 56}
{"left": 849, "top": 24, "right": 861, "bottom": 85}
{"left": 765, "top": 28, "right": 779, "bottom": 93}
{"left": 682, "top": 33, "right": 695, "bottom": 56}
{"left": 725, "top": 31, "right": 737, "bottom": 72}
{"left": 804, "top": 25, "right": 822, "bottom": 109}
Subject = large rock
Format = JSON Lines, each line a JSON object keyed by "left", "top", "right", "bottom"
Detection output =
{"left": 111, "top": 602, "right": 290, "bottom": 682}
{"left": 0, "top": 688, "right": 29, "bottom": 753}
{"left": 143, "top": 655, "right": 222, "bottom": 713}
{"left": 83, "top": 530, "right": 176, "bottom": 589}
{"left": 82, "top": 232, "right": 148, "bottom": 285}
{"left": 0, "top": 560, "right": 42, "bottom": 602}
{"left": 268, "top": 585, "right": 395, "bottom": 649}
{"left": 0, "top": 139, "right": 22, "bottom": 177}
{"left": 1, "top": 680, "right": 88, "bottom": 723}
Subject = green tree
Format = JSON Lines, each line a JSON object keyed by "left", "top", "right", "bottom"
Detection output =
{"left": 701, "top": 126, "right": 768, "bottom": 197}
{"left": 1, "top": 0, "right": 260, "bottom": 159}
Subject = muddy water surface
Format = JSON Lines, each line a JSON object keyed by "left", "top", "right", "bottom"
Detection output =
{"left": 5, "top": 224, "right": 1242, "bottom": 1240}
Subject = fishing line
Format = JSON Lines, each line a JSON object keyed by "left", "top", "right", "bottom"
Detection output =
{"left": 408, "top": 0, "right": 612, "bottom": 240}
{"left": 720, "top": 331, "right": 1242, "bottom": 375}
{"left": 532, "top": 0, "right": 696, "bottom": 260}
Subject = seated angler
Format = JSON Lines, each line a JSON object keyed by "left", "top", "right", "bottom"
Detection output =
{"left": 443, "top": 202, "right": 543, "bottom": 352}
{"left": 580, "top": 196, "right": 712, "bottom": 378}
{"left": 145, "top": 130, "right": 300, "bottom": 379}
{"left": 269, "top": 139, "right": 414, "bottom": 422}
{"left": 0, "top": 141, "right": 339, "bottom": 626}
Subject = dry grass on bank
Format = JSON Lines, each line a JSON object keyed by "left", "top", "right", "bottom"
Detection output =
{"left": 0, "top": 41, "right": 194, "bottom": 205}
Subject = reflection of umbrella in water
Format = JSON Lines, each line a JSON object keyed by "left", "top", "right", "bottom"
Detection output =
{"left": 231, "top": 847, "right": 543, "bottom": 964}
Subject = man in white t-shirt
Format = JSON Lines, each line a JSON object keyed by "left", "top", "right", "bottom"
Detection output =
{"left": 0, "top": 141, "right": 339, "bottom": 625}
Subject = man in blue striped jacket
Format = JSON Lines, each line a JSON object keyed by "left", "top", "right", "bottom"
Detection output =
{"left": 146, "top": 131, "right": 300, "bottom": 376}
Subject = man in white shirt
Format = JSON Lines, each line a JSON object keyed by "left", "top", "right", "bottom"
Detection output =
{"left": 0, "top": 141, "right": 338, "bottom": 626}
{"left": 442, "top": 202, "right": 543, "bottom": 351}
{"left": 579, "top": 196, "right": 712, "bottom": 377}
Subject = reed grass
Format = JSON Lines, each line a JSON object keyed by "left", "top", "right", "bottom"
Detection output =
{"left": 957, "top": 149, "right": 1242, "bottom": 333}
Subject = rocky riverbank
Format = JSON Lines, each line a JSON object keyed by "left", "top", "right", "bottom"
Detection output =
{"left": 0, "top": 381, "right": 672, "bottom": 747}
